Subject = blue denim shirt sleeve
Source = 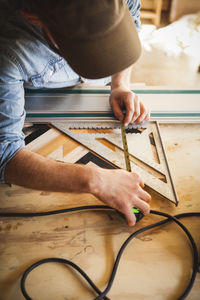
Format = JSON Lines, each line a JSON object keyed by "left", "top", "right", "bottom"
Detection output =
{"left": 0, "top": 51, "right": 26, "bottom": 183}
{"left": 126, "top": 0, "right": 141, "bottom": 31}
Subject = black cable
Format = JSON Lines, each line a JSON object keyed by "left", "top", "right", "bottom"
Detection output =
{"left": 21, "top": 258, "right": 110, "bottom": 300}
{"left": 0, "top": 206, "right": 199, "bottom": 300}
{"left": 0, "top": 205, "right": 111, "bottom": 218}
{"left": 95, "top": 210, "right": 200, "bottom": 300}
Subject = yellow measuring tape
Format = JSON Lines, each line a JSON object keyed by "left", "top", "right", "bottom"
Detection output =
{"left": 121, "top": 123, "right": 131, "bottom": 172}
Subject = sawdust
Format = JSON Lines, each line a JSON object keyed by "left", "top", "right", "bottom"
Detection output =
{"left": 167, "top": 143, "right": 181, "bottom": 152}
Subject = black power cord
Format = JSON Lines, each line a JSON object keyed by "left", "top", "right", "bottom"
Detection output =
{"left": 0, "top": 206, "right": 199, "bottom": 300}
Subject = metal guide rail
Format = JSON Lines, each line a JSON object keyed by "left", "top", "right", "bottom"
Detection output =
{"left": 25, "top": 87, "right": 200, "bottom": 123}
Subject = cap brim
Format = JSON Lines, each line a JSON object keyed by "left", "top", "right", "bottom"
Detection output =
{"left": 50, "top": 5, "right": 141, "bottom": 79}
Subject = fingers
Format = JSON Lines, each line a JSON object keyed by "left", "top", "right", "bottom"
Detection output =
{"left": 139, "top": 177, "right": 144, "bottom": 188}
{"left": 111, "top": 100, "right": 124, "bottom": 123}
{"left": 130, "top": 175, "right": 151, "bottom": 215}
{"left": 123, "top": 192, "right": 150, "bottom": 226}
{"left": 123, "top": 204, "right": 137, "bottom": 226}
{"left": 134, "top": 102, "right": 150, "bottom": 123}
{"left": 131, "top": 172, "right": 144, "bottom": 188}
{"left": 125, "top": 173, "right": 151, "bottom": 224}
{"left": 109, "top": 89, "right": 150, "bottom": 126}
{"left": 124, "top": 93, "right": 141, "bottom": 124}
{"left": 138, "top": 186, "right": 151, "bottom": 203}
{"left": 122, "top": 196, "right": 150, "bottom": 226}
{"left": 123, "top": 93, "right": 134, "bottom": 126}
{"left": 124, "top": 94, "right": 150, "bottom": 125}
{"left": 133, "top": 198, "right": 150, "bottom": 216}
{"left": 132, "top": 94, "right": 140, "bottom": 123}
{"left": 144, "top": 111, "right": 150, "bottom": 121}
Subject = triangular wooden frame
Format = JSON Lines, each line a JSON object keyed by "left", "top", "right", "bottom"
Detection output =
{"left": 52, "top": 121, "right": 178, "bottom": 205}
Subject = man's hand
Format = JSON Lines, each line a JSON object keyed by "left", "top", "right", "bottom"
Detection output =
{"left": 89, "top": 167, "right": 151, "bottom": 226}
{"left": 109, "top": 85, "right": 150, "bottom": 126}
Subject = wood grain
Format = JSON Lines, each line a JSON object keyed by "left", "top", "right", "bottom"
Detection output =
{"left": 0, "top": 123, "right": 199, "bottom": 300}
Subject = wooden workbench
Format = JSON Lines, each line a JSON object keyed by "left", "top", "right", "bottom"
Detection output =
{"left": 0, "top": 123, "right": 200, "bottom": 300}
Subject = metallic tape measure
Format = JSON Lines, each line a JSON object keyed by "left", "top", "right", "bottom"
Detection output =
{"left": 121, "top": 123, "right": 131, "bottom": 172}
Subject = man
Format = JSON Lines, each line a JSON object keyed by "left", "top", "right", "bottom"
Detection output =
{"left": 0, "top": 0, "right": 151, "bottom": 226}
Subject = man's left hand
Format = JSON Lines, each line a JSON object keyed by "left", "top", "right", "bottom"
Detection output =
{"left": 109, "top": 86, "right": 150, "bottom": 126}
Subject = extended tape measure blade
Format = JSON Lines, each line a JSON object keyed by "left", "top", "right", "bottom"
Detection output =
{"left": 121, "top": 124, "right": 131, "bottom": 172}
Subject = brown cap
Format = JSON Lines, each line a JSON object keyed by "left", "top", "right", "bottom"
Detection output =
{"left": 41, "top": 0, "right": 141, "bottom": 79}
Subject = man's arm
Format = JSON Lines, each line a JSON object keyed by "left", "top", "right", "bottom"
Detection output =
{"left": 5, "top": 148, "right": 92, "bottom": 193}
{"left": 5, "top": 148, "right": 151, "bottom": 226}
{"left": 110, "top": 1, "right": 149, "bottom": 126}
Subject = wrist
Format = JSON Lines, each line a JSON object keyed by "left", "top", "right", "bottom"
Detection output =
{"left": 111, "top": 67, "right": 131, "bottom": 90}
{"left": 61, "top": 163, "right": 97, "bottom": 194}
{"left": 111, "top": 82, "right": 127, "bottom": 91}
{"left": 87, "top": 166, "right": 104, "bottom": 198}
{"left": 111, "top": 75, "right": 129, "bottom": 90}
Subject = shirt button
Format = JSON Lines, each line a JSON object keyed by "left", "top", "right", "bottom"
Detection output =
{"left": 49, "top": 70, "right": 53, "bottom": 76}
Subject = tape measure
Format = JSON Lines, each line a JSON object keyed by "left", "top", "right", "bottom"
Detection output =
{"left": 121, "top": 123, "right": 131, "bottom": 172}
{"left": 121, "top": 124, "right": 144, "bottom": 222}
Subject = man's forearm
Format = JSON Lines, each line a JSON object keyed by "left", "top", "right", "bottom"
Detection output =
{"left": 4, "top": 147, "right": 151, "bottom": 226}
{"left": 111, "top": 66, "right": 132, "bottom": 90}
{"left": 4, "top": 148, "right": 95, "bottom": 193}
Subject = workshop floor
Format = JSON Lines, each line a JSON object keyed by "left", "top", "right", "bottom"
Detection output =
{"left": 131, "top": 13, "right": 200, "bottom": 87}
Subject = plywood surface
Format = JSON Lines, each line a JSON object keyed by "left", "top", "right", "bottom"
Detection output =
{"left": 0, "top": 123, "right": 200, "bottom": 300}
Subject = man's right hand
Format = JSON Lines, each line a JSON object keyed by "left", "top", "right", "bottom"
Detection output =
{"left": 88, "top": 167, "right": 151, "bottom": 226}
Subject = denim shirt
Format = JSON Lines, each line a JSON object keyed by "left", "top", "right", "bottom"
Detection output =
{"left": 0, "top": 0, "right": 141, "bottom": 182}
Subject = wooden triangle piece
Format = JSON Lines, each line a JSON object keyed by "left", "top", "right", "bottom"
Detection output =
{"left": 52, "top": 121, "right": 178, "bottom": 205}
